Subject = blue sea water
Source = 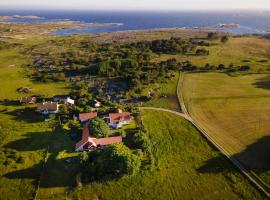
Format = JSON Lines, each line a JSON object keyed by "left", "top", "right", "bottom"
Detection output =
{"left": 0, "top": 10, "right": 270, "bottom": 35}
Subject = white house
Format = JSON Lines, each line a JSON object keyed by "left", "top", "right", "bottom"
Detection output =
{"left": 64, "top": 97, "right": 75, "bottom": 106}
{"left": 106, "top": 112, "right": 132, "bottom": 129}
{"left": 75, "top": 123, "right": 122, "bottom": 151}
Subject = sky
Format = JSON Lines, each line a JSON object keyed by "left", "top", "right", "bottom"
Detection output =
{"left": 1, "top": 0, "right": 270, "bottom": 11}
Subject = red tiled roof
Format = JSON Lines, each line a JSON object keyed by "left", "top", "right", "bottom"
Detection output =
{"left": 109, "top": 112, "right": 131, "bottom": 123}
{"left": 79, "top": 112, "right": 97, "bottom": 121}
{"left": 37, "top": 102, "right": 58, "bottom": 111}
{"left": 75, "top": 123, "right": 91, "bottom": 149}
{"left": 20, "top": 97, "right": 37, "bottom": 104}
{"left": 93, "top": 136, "right": 122, "bottom": 146}
{"left": 75, "top": 123, "right": 122, "bottom": 150}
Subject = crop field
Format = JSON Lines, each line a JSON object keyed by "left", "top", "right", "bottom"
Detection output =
{"left": 69, "top": 110, "right": 264, "bottom": 200}
{"left": 155, "top": 36, "right": 270, "bottom": 72}
{"left": 182, "top": 72, "right": 270, "bottom": 185}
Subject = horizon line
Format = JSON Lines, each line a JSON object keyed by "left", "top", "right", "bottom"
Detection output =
{"left": 1, "top": 7, "right": 270, "bottom": 12}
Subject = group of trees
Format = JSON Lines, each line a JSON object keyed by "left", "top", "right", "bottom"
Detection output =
{"left": 80, "top": 143, "right": 141, "bottom": 181}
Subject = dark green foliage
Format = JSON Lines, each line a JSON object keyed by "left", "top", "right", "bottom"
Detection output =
{"left": 82, "top": 143, "right": 141, "bottom": 181}
{"left": 207, "top": 32, "right": 219, "bottom": 40}
{"left": 221, "top": 35, "right": 229, "bottom": 43}
{"left": 89, "top": 118, "right": 110, "bottom": 138}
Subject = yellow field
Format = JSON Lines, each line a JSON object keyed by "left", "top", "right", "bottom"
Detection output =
{"left": 182, "top": 72, "right": 270, "bottom": 184}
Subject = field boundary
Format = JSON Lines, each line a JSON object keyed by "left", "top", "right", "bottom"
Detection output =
{"left": 177, "top": 72, "right": 270, "bottom": 198}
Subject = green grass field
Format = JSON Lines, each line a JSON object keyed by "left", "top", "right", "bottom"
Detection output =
{"left": 68, "top": 110, "right": 264, "bottom": 200}
{"left": 0, "top": 48, "right": 69, "bottom": 100}
{"left": 143, "top": 73, "right": 180, "bottom": 111}
{"left": 154, "top": 36, "right": 270, "bottom": 72}
{"left": 182, "top": 72, "right": 270, "bottom": 185}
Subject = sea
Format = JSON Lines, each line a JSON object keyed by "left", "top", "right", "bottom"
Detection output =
{"left": 1, "top": 10, "right": 270, "bottom": 35}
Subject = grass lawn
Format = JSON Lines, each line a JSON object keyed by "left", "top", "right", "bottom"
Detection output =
{"left": 182, "top": 72, "right": 270, "bottom": 185}
{"left": 143, "top": 73, "right": 180, "bottom": 111}
{"left": 153, "top": 36, "right": 270, "bottom": 72}
{"left": 0, "top": 44, "right": 74, "bottom": 199}
{"left": 68, "top": 110, "right": 264, "bottom": 200}
{"left": 0, "top": 48, "right": 70, "bottom": 100}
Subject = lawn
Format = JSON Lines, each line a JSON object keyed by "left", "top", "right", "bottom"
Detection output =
{"left": 182, "top": 72, "right": 270, "bottom": 185}
{"left": 153, "top": 36, "right": 270, "bottom": 72}
{"left": 0, "top": 48, "right": 70, "bottom": 100}
{"left": 143, "top": 72, "right": 180, "bottom": 111}
{"left": 0, "top": 43, "right": 74, "bottom": 199}
{"left": 68, "top": 110, "right": 264, "bottom": 200}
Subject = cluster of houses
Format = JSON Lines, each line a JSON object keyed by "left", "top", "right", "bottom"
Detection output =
{"left": 20, "top": 95, "right": 133, "bottom": 152}
{"left": 75, "top": 109, "right": 133, "bottom": 151}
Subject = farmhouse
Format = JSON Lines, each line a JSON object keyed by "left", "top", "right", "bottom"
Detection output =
{"left": 36, "top": 102, "right": 59, "bottom": 115}
{"left": 53, "top": 95, "right": 75, "bottom": 105}
{"left": 64, "top": 97, "right": 75, "bottom": 106}
{"left": 105, "top": 112, "right": 132, "bottom": 129}
{"left": 79, "top": 112, "right": 97, "bottom": 123}
{"left": 75, "top": 123, "right": 122, "bottom": 151}
{"left": 20, "top": 97, "right": 37, "bottom": 104}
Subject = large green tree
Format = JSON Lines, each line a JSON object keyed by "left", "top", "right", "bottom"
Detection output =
{"left": 82, "top": 143, "right": 141, "bottom": 181}
{"left": 89, "top": 118, "right": 110, "bottom": 138}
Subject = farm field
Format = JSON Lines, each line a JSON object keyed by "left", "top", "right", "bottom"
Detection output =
{"left": 68, "top": 110, "right": 264, "bottom": 200}
{"left": 182, "top": 72, "right": 270, "bottom": 185}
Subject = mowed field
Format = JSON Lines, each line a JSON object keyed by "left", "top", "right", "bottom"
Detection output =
{"left": 69, "top": 110, "right": 264, "bottom": 200}
{"left": 154, "top": 36, "right": 270, "bottom": 72}
{"left": 182, "top": 72, "right": 270, "bottom": 185}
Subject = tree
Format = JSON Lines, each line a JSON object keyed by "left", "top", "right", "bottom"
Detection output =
{"left": 89, "top": 118, "right": 110, "bottom": 138}
{"left": 84, "top": 143, "right": 141, "bottom": 180}
{"left": 68, "top": 119, "right": 81, "bottom": 131}
{"left": 207, "top": 32, "right": 219, "bottom": 40}
{"left": 221, "top": 35, "right": 229, "bottom": 43}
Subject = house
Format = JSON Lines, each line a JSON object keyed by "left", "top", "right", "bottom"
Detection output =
{"left": 79, "top": 112, "right": 97, "bottom": 123}
{"left": 36, "top": 102, "right": 59, "bottom": 115}
{"left": 53, "top": 95, "right": 69, "bottom": 102}
{"left": 20, "top": 97, "right": 37, "bottom": 104}
{"left": 75, "top": 123, "right": 122, "bottom": 152}
{"left": 90, "top": 99, "right": 101, "bottom": 108}
{"left": 64, "top": 97, "right": 75, "bottom": 106}
{"left": 106, "top": 112, "right": 132, "bottom": 129}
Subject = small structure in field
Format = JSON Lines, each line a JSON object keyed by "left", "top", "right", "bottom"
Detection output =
{"left": 90, "top": 99, "right": 101, "bottom": 108}
{"left": 75, "top": 123, "right": 122, "bottom": 151}
{"left": 105, "top": 112, "right": 132, "bottom": 129}
{"left": 79, "top": 112, "right": 97, "bottom": 123}
{"left": 36, "top": 102, "right": 59, "bottom": 115}
{"left": 64, "top": 97, "right": 75, "bottom": 106}
{"left": 20, "top": 97, "right": 37, "bottom": 104}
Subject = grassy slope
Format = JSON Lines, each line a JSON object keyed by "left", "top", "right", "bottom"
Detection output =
{"left": 182, "top": 72, "right": 270, "bottom": 185}
{"left": 154, "top": 36, "right": 270, "bottom": 72}
{"left": 143, "top": 73, "right": 180, "bottom": 111}
{"left": 0, "top": 47, "right": 69, "bottom": 100}
{"left": 69, "top": 110, "right": 264, "bottom": 200}
{"left": 0, "top": 38, "right": 73, "bottom": 199}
